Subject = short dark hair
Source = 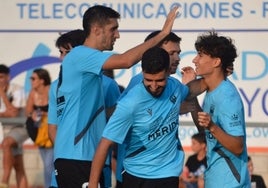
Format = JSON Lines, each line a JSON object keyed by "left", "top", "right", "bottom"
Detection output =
{"left": 83, "top": 5, "right": 120, "bottom": 36}
{"left": 192, "top": 132, "right": 206, "bottom": 144}
{"left": 33, "top": 68, "right": 51, "bottom": 86}
{"left": 0, "top": 64, "right": 10, "bottom": 74}
{"left": 195, "top": 30, "right": 237, "bottom": 77}
{"left": 141, "top": 47, "right": 170, "bottom": 74}
{"left": 56, "top": 29, "right": 86, "bottom": 50}
{"left": 144, "top": 30, "right": 181, "bottom": 47}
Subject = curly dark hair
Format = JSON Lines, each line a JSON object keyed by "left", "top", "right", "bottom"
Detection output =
{"left": 195, "top": 30, "right": 237, "bottom": 77}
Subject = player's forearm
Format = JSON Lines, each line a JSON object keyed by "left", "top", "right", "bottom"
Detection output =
{"left": 190, "top": 98, "right": 205, "bottom": 132}
{"left": 103, "top": 31, "right": 169, "bottom": 70}
{"left": 48, "top": 124, "right": 57, "bottom": 144}
{"left": 0, "top": 108, "right": 19, "bottom": 117}
{"left": 208, "top": 124, "right": 244, "bottom": 155}
{"left": 198, "top": 111, "right": 243, "bottom": 155}
{"left": 88, "top": 138, "right": 113, "bottom": 187}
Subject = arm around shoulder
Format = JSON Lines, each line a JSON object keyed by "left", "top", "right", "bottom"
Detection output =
{"left": 186, "top": 78, "right": 207, "bottom": 100}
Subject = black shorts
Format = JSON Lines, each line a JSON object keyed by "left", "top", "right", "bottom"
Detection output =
{"left": 122, "top": 171, "right": 178, "bottom": 188}
{"left": 54, "top": 158, "right": 105, "bottom": 188}
{"left": 115, "top": 180, "right": 123, "bottom": 188}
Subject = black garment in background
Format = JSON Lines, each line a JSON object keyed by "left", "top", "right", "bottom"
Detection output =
{"left": 185, "top": 153, "right": 207, "bottom": 173}
{"left": 251, "top": 174, "right": 267, "bottom": 188}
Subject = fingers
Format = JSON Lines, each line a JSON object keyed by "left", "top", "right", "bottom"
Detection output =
{"left": 174, "top": 5, "right": 181, "bottom": 16}
{"left": 181, "top": 66, "right": 195, "bottom": 75}
{"left": 168, "top": 6, "right": 179, "bottom": 21}
{"left": 181, "top": 66, "right": 194, "bottom": 72}
{"left": 162, "top": 6, "right": 180, "bottom": 34}
{"left": 171, "top": 5, "right": 180, "bottom": 16}
{"left": 197, "top": 112, "right": 211, "bottom": 127}
{"left": 181, "top": 66, "right": 196, "bottom": 84}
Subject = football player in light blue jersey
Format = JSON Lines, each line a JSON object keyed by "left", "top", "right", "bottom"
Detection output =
{"left": 114, "top": 31, "right": 188, "bottom": 188}
{"left": 48, "top": 29, "right": 121, "bottom": 188}
{"left": 48, "top": 29, "right": 86, "bottom": 188}
{"left": 48, "top": 29, "right": 86, "bottom": 145}
{"left": 53, "top": 5, "right": 179, "bottom": 188}
{"left": 89, "top": 47, "right": 206, "bottom": 188}
{"left": 120, "top": 30, "right": 182, "bottom": 100}
{"left": 192, "top": 30, "right": 250, "bottom": 187}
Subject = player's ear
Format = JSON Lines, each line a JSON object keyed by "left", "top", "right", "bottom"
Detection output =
{"left": 92, "top": 24, "right": 101, "bottom": 36}
{"left": 214, "top": 57, "right": 221, "bottom": 68}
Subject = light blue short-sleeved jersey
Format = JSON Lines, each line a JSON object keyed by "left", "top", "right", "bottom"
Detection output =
{"left": 103, "top": 77, "right": 189, "bottom": 179}
{"left": 115, "top": 73, "right": 143, "bottom": 182}
{"left": 203, "top": 79, "right": 250, "bottom": 187}
{"left": 49, "top": 73, "right": 118, "bottom": 188}
{"left": 48, "top": 79, "right": 58, "bottom": 125}
{"left": 48, "top": 75, "right": 120, "bottom": 125}
{"left": 119, "top": 73, "right": 143, "bottom": 99}
{"left": 54, "top": 46, "right": 112, "bottom": 163}
{"left": 102, "top": 75, "right": 121, "bottom": 108}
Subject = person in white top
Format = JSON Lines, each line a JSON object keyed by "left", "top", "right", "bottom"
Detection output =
{"left": 0, "top": 64, "right": 28, "bottom": 188}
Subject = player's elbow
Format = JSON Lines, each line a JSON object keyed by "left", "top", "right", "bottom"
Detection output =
{"left": 232, "top": 138, "right": 244, "bottom": 156}
{"left": 233, "top": 147, "right": 243, "bottom": 156}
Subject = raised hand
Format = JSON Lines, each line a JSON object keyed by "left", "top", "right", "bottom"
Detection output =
{"left": 161, "top": 6, "right": 180, "bottom": 35}
{"left": 181, "top": 66, "right": 196, "bottom": 84}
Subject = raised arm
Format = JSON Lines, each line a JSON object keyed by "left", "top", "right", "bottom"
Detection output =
{"left": 103, "top": 6, "right": 180, "bottom": 70}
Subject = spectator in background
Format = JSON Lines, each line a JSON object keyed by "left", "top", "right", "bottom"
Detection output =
{"left": 181, "top": 132, "right": 207, "bottom": 188}
{"left": 0, "top": 64, "right": 28, "bottom": 188}
{"left": 248, "top": 156, "right": 267, "bottom": 188}
{"left": 26, "top": 68, "right": 53, "bottom": 188}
